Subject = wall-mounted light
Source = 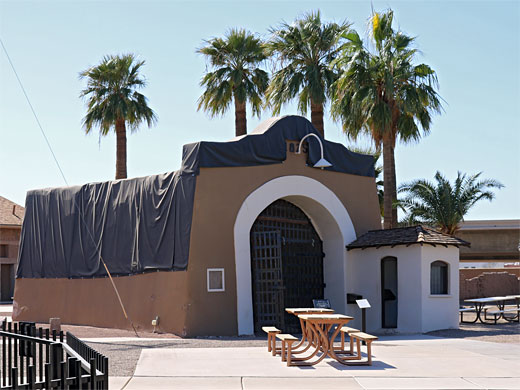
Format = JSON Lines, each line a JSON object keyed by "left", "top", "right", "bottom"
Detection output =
{"left": 297, "top": 133, "right": 332, "bottom": 169}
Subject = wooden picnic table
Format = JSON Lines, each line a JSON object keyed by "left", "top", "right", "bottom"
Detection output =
{"left": 464, "top": 295, "right": 520, "bottom": 324}
{"left": 288, "top": 313, "right": 353, "bottom": 366}
{"left": 285, "top": 308, "right": 335, "bottom": 352}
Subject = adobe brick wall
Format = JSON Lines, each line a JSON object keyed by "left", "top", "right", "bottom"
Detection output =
{"left": 460, "top": 267, "right": 520, "bottom": 280}
{"left": 460, "top": 271, "right": 520, "bottom": 300}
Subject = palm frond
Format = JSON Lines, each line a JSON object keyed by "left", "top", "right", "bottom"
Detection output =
{"left": 197, "top": 28, "right": 268, "bottom": 124}
{"left": 266, "top": 11, "right": 351, "bottom": 117}
{"left": 397, "top": 171, "right": 503, "bottom": 234}
{"left": 79, "top": 53, "right": 157, "bottom": 135}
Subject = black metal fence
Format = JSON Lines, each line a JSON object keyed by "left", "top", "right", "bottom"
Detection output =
{"left": 0, "top": 320, "right": 108, "bottom": 389}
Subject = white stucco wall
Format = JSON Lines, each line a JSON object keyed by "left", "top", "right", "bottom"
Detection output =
{"left": 347, "top": 244, "right": 460, "bottom": 334}
{"left": 420, "top": 245, "right": 460, "bottom": 332}
{"left": 233, "top": 175, "right": 357, "bottom": 335}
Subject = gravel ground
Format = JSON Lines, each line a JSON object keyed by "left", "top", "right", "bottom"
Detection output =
{"left": 427, "top": 312, "right": 520, "bottom": 344}
{"left": 86, "top": 337, "right": 267, "bottom": 376}
{"left": 3, "top": 314, "right": 518, "bottom": 377}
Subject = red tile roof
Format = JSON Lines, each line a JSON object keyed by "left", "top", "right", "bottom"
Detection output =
{"left": 347, "top": 225, "right": 470, "bottom": 250}
{"left": 0, "top": 196, "right": 25, "bottom": 226}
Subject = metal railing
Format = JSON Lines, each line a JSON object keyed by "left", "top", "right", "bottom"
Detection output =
{"left": 0, "top": 320, "right": 108, "bottom": 389}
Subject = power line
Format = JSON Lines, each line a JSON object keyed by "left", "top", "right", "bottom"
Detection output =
{"left": 1, "top": 37, "right": 139, "bottom": 337}
{"left": 0, "top": 37, "right": 68, "bottom": 186}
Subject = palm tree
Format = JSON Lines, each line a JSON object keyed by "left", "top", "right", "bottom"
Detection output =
{"left": 80, "top": 54, "right": 157, "bottom": 180}
{"left": 351, "top": 147, "right": 384, "bottom": 216}
{"left": 397, "top": 171, "right": 503, "bottom": 235}
{"left": 266, "top": 11, "right": 350, "bottom": 138}
{"left": 197, "top": 29, "right": 269, "bottom": 137}
{"left": 331, "top": 10, "right": 442, "bottom": 229}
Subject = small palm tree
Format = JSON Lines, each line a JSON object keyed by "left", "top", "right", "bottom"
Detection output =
{"left": 397, "top": 171, "right": 504, "bottom": 235}
{"left": 80, "top": 54, "right": 157, "bottom": 180}
{"left": 197, "top": 29, "right": 269, "bottom": 137}
{"left": 266, "top": 11, "right": 350, "bottom": 137}
{"left": 331, "top": 10, "right": 442, "bottom": 229}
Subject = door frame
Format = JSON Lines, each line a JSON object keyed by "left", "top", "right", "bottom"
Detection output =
{"left": 381, "top": 256, "right": 398, "bottom": 328}
{"left": 233, "top": 175, "right": 356, "bottom": 335}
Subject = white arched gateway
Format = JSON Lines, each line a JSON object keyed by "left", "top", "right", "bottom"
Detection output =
{"left": 233, "top": 175, "right": 356, "bottom": 335}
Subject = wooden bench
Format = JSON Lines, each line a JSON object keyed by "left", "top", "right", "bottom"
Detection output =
{"left": 275, "top": 334, "right": 299, "bottom": 366}
{"left": 346, "top": 332, "right": 378, "bottom": 366}
{"left": 262, "top": 326, "right": 281, "bottom": 354}
{"left": 339, "top": 326, "right": 360, "bottom": 355}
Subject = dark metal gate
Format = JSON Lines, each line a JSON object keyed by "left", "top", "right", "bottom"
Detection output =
{"left": 250, "top": 231, "right": 285, "bottom": 332}
{"left": 250, "top": 200, "right": 324, "bottom": 334}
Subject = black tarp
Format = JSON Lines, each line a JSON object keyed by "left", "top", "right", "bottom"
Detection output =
{"left": 17, "top": 115, "right": 374, "bottom": 279}
{"left": 17, "top": 172, "right": 196, "bottom": 278}
{"left": 182, "top": 115, "right": 375, "bottom": 177}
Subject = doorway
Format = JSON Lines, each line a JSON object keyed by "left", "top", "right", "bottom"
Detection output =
{"left": 381, "top": 257, "right": 398, "bottom": 328}
{"left": 250, "top": 199, "right": 324, "bottom": 334}
{"left": 1, "top": 264, "right": 13, "bottom": 302}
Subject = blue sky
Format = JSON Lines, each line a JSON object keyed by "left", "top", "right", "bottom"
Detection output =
{"left": 1, "top": 0, "right": 518, "bottom": 220}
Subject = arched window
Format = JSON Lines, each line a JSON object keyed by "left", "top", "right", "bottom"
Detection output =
{"left": 430, "top": 261, "right": 449, "bottom": 295}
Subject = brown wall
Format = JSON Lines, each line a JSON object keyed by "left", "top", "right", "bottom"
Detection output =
{"left": 14, "top": 271, "right": 189, "bottom": 334}
{"left": 183, "top": 145, "right": 380, "bottom": 336}
{"left": 459, "top": 270, "right": 520, "bottom": 300}
{"left": 13, "top": 141, "right": 380, "bottom": 336}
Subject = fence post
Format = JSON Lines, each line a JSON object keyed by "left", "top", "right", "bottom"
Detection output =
{"left": 103, "top": 356, "right": 109, "bottom": 389}
{"left": 75, "top": 358, "right": 82, "bottom": 390}
{"left": 50, "top": 342, "right": 63, "bottom": 381}
{"left": 2, "top": 320, "right": 5, "bottom": 387}
{"left": 11, "top": 367, "right": 18, "bottom": 390}
{"left": 44, "top": 363, "right": 51, "bottom": 389}
{"left": 60, "top": 360, "right": 67, "bottom": 390}
{"left": 89, "top": 358, "right": 96, "bottom": 390}
{"left": 28, "top": 365, "right": 36, "bottom": 389}
{"left": 7, "top": 321, "right": 12, "bottom": 387}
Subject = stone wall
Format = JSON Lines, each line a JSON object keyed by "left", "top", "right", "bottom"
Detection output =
{"left": 460, "top": 271, "right": 520, "bottom": 300}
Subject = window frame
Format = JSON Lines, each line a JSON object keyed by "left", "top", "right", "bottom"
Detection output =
{"left": 430, "top": 260, "right": 449, "bottom": 295}
{"left": 207, "top": 268, "right": 225, "bottom": 292}
{"left": 0, "top": 244, "right": 8, "bottom": 258}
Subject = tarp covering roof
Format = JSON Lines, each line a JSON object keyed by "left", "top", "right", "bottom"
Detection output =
{"left": 17, "top": 172, "right": 196, "bottom": 278}
{"left": 17, "top": 115, "right": 375, "bottom": 279}
{"left": 181, "top": 115, "right": 375, "bottom": 178}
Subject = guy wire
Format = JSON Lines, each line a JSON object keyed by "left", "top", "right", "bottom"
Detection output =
{"left": 1, "top": 37, "right": 139, "bottom": 338}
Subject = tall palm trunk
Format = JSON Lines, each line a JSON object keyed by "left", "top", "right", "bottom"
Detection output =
{"left": 310, "top": 100, "right": 324, "bottom": 138}
{"left": 115, "top": 119, "right": 127, "bottom": 180}
{"left": 383, "top": 140, "right": 397, "bottom": 229}
{"left": 234, "top": 97, "right": 247, "bottom": 137}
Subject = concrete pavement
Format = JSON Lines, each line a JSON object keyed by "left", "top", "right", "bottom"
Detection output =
{"left": 109, "top": 335, "right": 520, "bottom": 389}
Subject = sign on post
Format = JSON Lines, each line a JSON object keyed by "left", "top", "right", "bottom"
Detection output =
{"left": 356, "top": 299, "right": 371, "bottom": 309}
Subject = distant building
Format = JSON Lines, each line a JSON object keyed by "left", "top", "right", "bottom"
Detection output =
{"left": 0, "top": 196, "right": 25, "bottom": 301}
{"left": 457, "top": 220, "right": 520, "bottom": 269}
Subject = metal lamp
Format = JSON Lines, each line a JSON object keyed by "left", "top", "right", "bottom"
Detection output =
{"left": 297, "top": 133, "right": 332, "bottom": 169}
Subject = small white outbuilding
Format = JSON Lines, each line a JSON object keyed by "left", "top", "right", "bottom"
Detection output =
{"left": 345, "top": 226, "right": 469, "bottom": 334}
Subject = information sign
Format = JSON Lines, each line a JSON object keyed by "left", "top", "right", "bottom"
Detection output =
{"left": 356, "top": 299, "right": 371, "bottom": 309}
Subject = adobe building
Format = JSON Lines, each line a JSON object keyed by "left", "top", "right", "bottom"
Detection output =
{"left": 13, "top": 116, "right": 468, "bottom": 336}
{"left": 0, "top": 196, "right": 25, "bottom": 302}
